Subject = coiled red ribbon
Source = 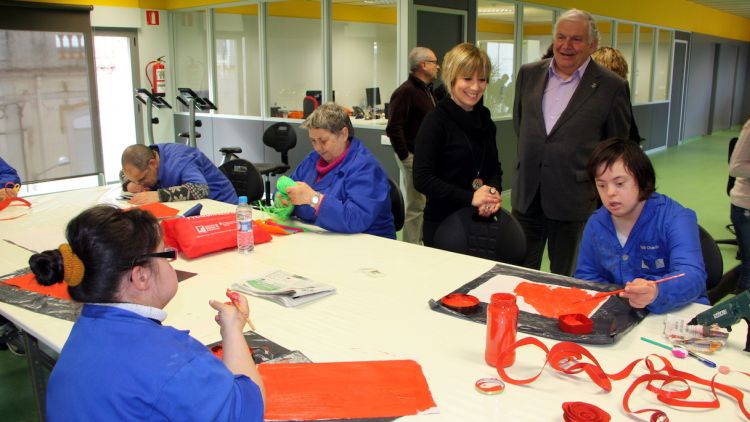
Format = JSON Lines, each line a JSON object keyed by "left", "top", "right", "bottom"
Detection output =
{"left": 495, "top": 337, "right": 750, "bottom": 421}
{"left": 562, "top": 401, "right": 610, "bottom": 421}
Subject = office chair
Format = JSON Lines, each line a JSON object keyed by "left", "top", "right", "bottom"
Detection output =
{"left": 218, "top": 159, "right": 264, "bottom": 203}
{"left": 433, "top": 207, "right": 527, "bottom": 266}
{"left": 388, "top": 178, "right": 405, "bottom": 232}
{"left": 699, "top": 225, "right": 723, "bottom": 293}
{"left": 255, "top": 122, "right": 298, "bottom": 204}
{"left": 219, "top": 147, "right": 243, "bottom": 165}
{"left": 303, "top": 96, "right": 318, "bottom": 118}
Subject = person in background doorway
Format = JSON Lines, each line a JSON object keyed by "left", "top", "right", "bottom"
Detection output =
{"left": 575, "top": 138, "right": 708, "bottom": 313}
{"left": 729, "top": 118, "right": 750, "bottom": 294}
{"left": 278, "top": 103, "right": 395, "bottom": 239}
{"left": 28, "top": 205, "right": 264, "bottom": 420}
{"left": 120, "top": 143, "right": 238, "bottom": 205}
{"left": 591, "top": 46, "right": 642, "bottom": 143}
{"left": 0, "top": 156, "right": 21, "bottom": 201}
{"left": 386, "top": 47, "right": 439, "bottom": 244}
{"left": 512, "top": 9, "right": 632, "bottom": 276}
{"left": 414, "top": 42, "right": 502, "bottom": 247}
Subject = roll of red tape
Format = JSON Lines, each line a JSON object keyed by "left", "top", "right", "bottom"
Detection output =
{"left": 475, "top": 377, "right": 505, "bottom": 395}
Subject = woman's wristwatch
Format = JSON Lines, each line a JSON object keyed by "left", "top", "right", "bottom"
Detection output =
{"left": 310, "top": 192, "right": 322, "bottom": 208}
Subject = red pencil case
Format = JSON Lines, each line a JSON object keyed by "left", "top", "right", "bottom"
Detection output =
{"left": 161, "top": 213, "right": 271, "bottom": 259}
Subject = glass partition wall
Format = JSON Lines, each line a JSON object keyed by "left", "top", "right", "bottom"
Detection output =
{"left": 332, "top": 1, "right": 396, "bottom": 116}
{"left": 170, "top": 1, "right": 674, "bottom": 120}
{"left": 477, "top": 1, "right": 516, "bottom": 119}
{"left": 173, "top": 9, "right": 210, "bottom": 108}
{"left": 214, "top": 4, "right": 261, "bottom": 116}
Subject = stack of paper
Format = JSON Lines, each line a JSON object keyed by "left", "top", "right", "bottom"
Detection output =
{"left": 232, "top": 270, "right": 336, "bottom": 307}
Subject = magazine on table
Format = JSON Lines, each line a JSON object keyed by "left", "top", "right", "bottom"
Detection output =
{"left": 232, "top": 270, "right": 335, "bottom": 307}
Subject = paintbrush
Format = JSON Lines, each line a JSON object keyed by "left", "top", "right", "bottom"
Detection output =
{"left": 574, "top": 273, "right": 686, "bottom": 304}
{"left": 226, "top": 289, "right": 256, "bottom": 331}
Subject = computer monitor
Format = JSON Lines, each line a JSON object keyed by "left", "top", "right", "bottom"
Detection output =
{"left": 365, "top": 87, "right": 381, "bottom": 108}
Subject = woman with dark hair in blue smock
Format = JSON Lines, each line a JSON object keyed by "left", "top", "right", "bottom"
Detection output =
{"left": 575, "top": 138, "right": 708, "bottom": 313}
{"left": 28, "top": 205, "right": 264, "bottom": 421}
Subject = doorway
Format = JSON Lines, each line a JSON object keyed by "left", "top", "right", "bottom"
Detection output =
{"left": 93, "top": 29, "right": 141, "bottom": 183}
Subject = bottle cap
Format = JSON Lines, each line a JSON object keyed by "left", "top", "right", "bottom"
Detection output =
{"left": 238, "top": 196, "right": 248, "bottom": 204}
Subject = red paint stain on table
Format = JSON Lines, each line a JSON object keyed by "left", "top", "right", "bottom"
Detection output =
{"left": 513, "top": 281, "right": 607, "bottom": 319}
{"left": 259, "top": 359, "right": 437, "bottom": 420}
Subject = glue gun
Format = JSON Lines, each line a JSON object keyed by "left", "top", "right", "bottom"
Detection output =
{"left": 687, "top": 290, "right": 750, "bottom": 351}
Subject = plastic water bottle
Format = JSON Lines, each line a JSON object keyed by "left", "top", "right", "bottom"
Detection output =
{"left": 236, "top": 196, "right": 254, "bottom": 254}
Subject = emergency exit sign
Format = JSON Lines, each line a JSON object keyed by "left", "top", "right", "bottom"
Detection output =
{"left": 146, "top": 10, "right": 160, "bottom": 26}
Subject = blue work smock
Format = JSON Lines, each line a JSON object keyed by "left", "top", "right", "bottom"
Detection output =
{"left": 290, "top": 138, "right": 395, "bottom": 239}
{"left": 575, "top": 192, "right": 709, "bottom": 314}
{"left": 154, "top": 143, "right": 237, "bottom": 204}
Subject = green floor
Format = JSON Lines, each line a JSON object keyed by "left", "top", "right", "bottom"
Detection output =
{"left": 0, "top": 127, "right": 742, "bottom": 421}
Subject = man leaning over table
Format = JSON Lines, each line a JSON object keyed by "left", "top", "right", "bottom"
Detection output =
{"left": 120, "top": 143, "right": 238, "bottom": 205}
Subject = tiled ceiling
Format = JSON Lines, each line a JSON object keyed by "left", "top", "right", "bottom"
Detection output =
{"left": 687, "top": 0, "right": 750, "bottom": 19}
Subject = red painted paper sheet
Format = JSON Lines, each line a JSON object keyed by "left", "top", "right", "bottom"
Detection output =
{"left": 2, "top": 272, "right": 72, "bottom": 301}
{"left": 513, "top": 281, "right": 607, "bottom": 319}
{"left": 259, "top": 359, "right": 438, "bottom": 421}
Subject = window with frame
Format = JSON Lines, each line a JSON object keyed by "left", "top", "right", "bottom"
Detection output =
{"left": 477, "top": 1, "right": 516, "bottom": 119}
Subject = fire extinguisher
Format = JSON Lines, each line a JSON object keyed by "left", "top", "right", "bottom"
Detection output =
{"left": 145, "top": 56, "right": 166, "bottom": 96}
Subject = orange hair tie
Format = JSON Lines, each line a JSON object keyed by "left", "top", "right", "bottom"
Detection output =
{"left": 59, "top": 243, "right": 84, "bottom": 287}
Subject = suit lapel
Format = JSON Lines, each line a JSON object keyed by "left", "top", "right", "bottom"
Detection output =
{"left": 547, "top": 61, "right": 602, "bottom": 138}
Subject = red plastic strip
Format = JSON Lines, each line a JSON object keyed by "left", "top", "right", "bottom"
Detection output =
{"left": 495, "top": 337, "right": 750, "bottom": 420}
{"left": 0, "top": 197, "right": 31, "bottom": 220}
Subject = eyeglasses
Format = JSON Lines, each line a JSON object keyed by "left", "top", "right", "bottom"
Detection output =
{"left": 424, "top": 60, "right": 438, "bottom": 65}
{"left": 131, "top": 247, "right": 177, "bottom": 267}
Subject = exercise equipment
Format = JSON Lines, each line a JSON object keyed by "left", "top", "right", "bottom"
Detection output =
{"left": 135, "top": 88, "right": 172, "bottom": 145}
{"left": 176, "top": 87, "right": 216, "bottom": 147}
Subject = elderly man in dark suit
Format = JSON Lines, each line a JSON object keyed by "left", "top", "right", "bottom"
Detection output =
{"left": 512, "top": 9, "right": 632, "bottom": 276}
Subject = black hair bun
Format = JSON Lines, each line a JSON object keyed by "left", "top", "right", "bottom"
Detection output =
{"left": 29, "top": 250, "right": 65, "bottom": 286}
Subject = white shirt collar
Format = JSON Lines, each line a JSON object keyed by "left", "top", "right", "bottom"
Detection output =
{"left": 93, "top": 302, "right": 167, "bottom": 322}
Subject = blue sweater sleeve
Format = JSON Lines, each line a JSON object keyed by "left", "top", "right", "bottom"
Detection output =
{"left": 315, "top": 160, "right": 390, "bottom": 234}
{"left": 645, "top": 209, "right": 708, "bottom": 314}
{"left": 0, "top": 157, "right": 20, "bottom": 185}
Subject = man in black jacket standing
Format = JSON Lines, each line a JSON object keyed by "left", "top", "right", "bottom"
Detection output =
{"left": 386, "top": 47, "right": 439, "bottom": 244}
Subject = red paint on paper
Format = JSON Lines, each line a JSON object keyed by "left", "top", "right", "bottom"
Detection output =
{"left": 259, "top": 360, "right": 437, "bottom": 420}
{"left": 514, "top": 281, "right": 606, "bottom": 319}
{"left": 2, "top": 272, "right": 72, "bottom": 301}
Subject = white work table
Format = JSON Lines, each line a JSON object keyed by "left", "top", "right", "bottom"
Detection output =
{"left": 0, "top": 186, "right": 748, "bottom": 421}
